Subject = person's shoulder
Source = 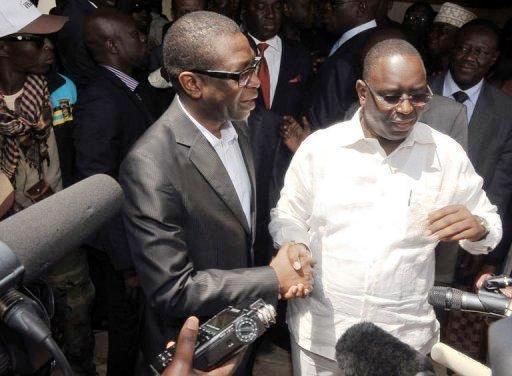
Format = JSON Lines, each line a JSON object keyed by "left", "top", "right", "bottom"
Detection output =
{"left": 300, "top": 119, "right": 354, "bottom": 149}
{"left": 484, "top": 82, "right": 512, "bottom": 116}
{"left": 416, "top": 121, "right": 467, "bottom": 158}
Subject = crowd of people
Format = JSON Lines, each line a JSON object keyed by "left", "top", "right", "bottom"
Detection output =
{"left": 0, "top": 0, "right": 511, "bottom": 375}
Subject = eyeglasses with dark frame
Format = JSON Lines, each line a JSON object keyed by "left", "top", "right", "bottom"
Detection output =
{"left": 190, "top": 56, "right": 262, "bottom": 88}
{"left": 0, "top": 34, "right": 47, "bottom": 48}
{"left": 363, "top": 80, "right": 433, "bottom": 107}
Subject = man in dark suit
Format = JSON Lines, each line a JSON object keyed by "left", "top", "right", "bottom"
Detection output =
{"left": 119, "top": 11, "right": 314, "bottom": 374}
{"left": 242, "top": 0, "right": 311, "bottom": 118}
{"left": 73, "top": 9, "right": 155, "bottom": 375}
{"left": 430, "top": 19, "right": 512, "bottom": 284}
{"left": 55, "top": 0, "right": 112, "bottom": 86}
{"left": 308, "top": 0, "right": 379, "bottom": 128}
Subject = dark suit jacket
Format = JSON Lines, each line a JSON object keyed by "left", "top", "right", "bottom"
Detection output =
{"left": 56, "top": 0, "right": 98, "bottom": 86}
{"left": 431, "top": 74, "right": 512, "bottom": 265}
{"left": 119, "top": 98, "right": 279, "bottom": 362}
{"left": 74, "top": 67, "right": 155, "bottom": 270}
{"left": 252, "top": 37, "right": 312, "bottom": 118}
{"left": 308, "top": 27, "right": 376, "bottom": 129}
{"left": 270, "top": 38, "right": 311, "bottom": 117}
{"left": 249, "top": 105, "right": 282, "bottom": 266}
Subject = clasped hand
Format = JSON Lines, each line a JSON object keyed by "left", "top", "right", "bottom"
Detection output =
{"left": 270, "top": 242, "right": 315, "bottom": 300}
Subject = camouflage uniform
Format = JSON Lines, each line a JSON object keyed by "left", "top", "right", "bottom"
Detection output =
{"left": 47, "top": 248, "right": 96, "bottom": 376}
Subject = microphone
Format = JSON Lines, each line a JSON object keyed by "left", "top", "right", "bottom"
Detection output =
{"left": 484, "top": 275, "right": 512, "bottom": 291}
{"left": 430, "top": 343, "right": 490, "bottom": 376}
{"left": 335, "top": 322, "right": 435, "bottom": 376}
{"left": 428, "top": 286, "right": 512, "bottom": 317}
{"left": 0, "top": 174, "right": 123, "bottom": 282}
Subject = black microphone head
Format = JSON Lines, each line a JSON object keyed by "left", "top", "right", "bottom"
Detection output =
{"left": 335, "top": 322, "right": 434, "bottom": 376}
{"left": 428, "top": 286, "right": 463, "bottom": 310}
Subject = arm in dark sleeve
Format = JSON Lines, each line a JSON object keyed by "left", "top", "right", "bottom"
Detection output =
{"left": 73, "top": 87, "right": 132, "bottom": 270}
{"left": 73, "top": 87, "right": 122, "bottom": 181}
{"left": 308, "top": 59, "right": 358, "bottom": 129}
{"left": 120, "top": 150, "right": 279, "bottom": 319}
{"left": 484, "top": 126, "right": 512, "bottom": 266}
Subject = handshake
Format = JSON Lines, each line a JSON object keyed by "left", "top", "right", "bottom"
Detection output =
{"left": 269, "top": 242, "right": 315, "bottom": 300}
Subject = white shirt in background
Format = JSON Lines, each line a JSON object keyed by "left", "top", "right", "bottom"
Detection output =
{"left": 443, "top": 70, "right": 484, "bottom": 122}
{"left": 249, "top": 34, "right": 282, "bottom": 107}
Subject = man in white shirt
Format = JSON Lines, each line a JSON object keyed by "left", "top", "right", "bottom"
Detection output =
{"left": 270, "top": 38, "right": 501, "bottom": 375}
{"left": 308, "top": 0, "right": 379, "bottom": 128}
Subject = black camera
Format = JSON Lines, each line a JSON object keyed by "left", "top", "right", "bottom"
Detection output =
{"left": 150, "top": 299, "right": 276, "bottom": 374}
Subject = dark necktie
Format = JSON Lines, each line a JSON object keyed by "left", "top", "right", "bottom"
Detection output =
{"left": 452, "top": 91, "right": 469, "bottom": 104}
{"left": 257, "top": 43, "right": 271, "bottom": 109}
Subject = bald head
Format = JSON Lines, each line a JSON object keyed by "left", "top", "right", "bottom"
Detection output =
{"left": 85, "top": 8, "right": 131, "bottom": 63}
{"left": 363, "top": 39, "right": 425, "bottom": 83}
{"left": 84, "top": 8, "right": 147, "bottom": 70}
{"left": 163, "top": 11, "right": 241, "bottom": 88}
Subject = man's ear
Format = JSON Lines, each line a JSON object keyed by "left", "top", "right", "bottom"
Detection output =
{"left": 355, "top": 79, "right": 368, "bottom": 106}
{"left": 0, "top": 42, "right": 10, "bottom": 58}
{"left": 178, "top": 72, "right": 203, "bottom": 99}
{"left": 357, "top": 0, "right": 368, "bottom": 17}
{"left": 105, "top": 38, "right": 118, "bottom": 54}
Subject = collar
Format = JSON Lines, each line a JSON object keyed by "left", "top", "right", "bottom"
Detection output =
{"left": 339, "top": 108, "right": 437, "bottom": 148}
{"left": 102, "top": 65, "right": 139, "bottom": 92}
{"left": 444, "top": 70, "right": 484, "bottom": 104}
{"left": 330, "top": 19, "right": 377, "bottom": 56}
{"left": 249, "top": 34, "right": 282, "bottom": 52}
{"left": 177, "top": 96, "right": 238, "bottom": 147}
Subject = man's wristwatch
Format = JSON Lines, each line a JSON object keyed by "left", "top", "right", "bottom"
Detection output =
{"left": 475, "top": 216, "right": 490, "bottom": 241}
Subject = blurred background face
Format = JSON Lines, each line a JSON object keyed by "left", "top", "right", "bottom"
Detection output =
{"left": 402, "top": 3, "right": 434, "bottom": 34}
{"left": 285, "top": 0, "right": 314, "bottom": 29}
{"left": 326, "top": 0, "right": 361, "bottom": 35}
{"left": 450, "top": 26, "right": 499, "bottom": 89}
{"left": 427, "top": 22, "right": 458, "bottom": 56}
{"left": 2, "top": 36, "right": 55, "bottom": 75}
{"left": 244, "top": 0, "right": 283, "bottom": 41}
{"left": 115, "top": 16, "right": 148, "bottom": 68}
{"left": 173, "top": 0, "right": 206, "bottom": 20}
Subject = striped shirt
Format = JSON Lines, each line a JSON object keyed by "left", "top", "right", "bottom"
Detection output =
{"left": 102, "top": 66, "right": 139, "bottom": 92}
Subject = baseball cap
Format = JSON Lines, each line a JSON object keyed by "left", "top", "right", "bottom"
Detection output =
{"left": 0, "top": 0, "right": 68, "bottom": 38}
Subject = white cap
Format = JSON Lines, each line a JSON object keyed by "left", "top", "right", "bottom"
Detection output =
{"left": 434, "top": 2, "right": 477, "bottom": 29}
{"left": 0, "top": 0, "right": 67, "bottom": 38}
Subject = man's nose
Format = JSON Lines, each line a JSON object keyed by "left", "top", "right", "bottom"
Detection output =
{"left": 396, "top": 98, "right": 414, "bottom": 114}
{"left": 264, "top": 5, "right": 276, "bottom": 18}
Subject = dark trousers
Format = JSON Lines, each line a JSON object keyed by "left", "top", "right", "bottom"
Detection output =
{"left": 87, "top": 248, "right": 142, "bottom": 376}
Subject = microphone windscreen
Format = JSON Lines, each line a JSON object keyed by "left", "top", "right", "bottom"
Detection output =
{"left": 0, "top": 174, "right": 123, "bottom": 282}
{"left": 335, "top": 322, "right": 434, "bottom": 376}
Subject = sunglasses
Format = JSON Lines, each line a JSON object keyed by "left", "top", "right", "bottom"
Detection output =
{"left": 363, "top": 80, "right": 433, "bottom": 107}
{"left": 0, "top": 34, "right": 47, "bottom": 48}
{"left": 190, "top": 57, "right": 262, "bottom": 88}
